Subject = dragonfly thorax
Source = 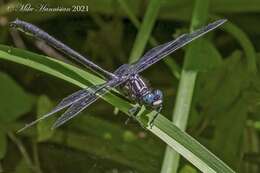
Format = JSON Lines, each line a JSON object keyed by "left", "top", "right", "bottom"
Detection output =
{"left": 123, "top": 74, "right": 163, "bottom": 109}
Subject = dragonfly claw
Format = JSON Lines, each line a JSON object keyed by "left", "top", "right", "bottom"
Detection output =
{"left": 128, "top": 106, "right": 139, "bottom": 116}
{"left": 149, "top": 105, "right": 162, "bottom": 128}
{"left": 125, "top": 105, "right": 141, "bottom": 125}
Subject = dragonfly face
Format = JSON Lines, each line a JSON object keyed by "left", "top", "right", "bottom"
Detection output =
{"left": 142, "top": 89, "right": 163, "bottom": 109}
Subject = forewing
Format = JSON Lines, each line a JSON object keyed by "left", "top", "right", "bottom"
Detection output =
{"left": 52, "top": 77, "right": 128, "bottom": 129}
{"left": 137, "top": 41, "right": 174, "bottom": 64}
{"left": 47, "top": 89, "right": 91, "bottom": 115}
{"left": 17, "top": 84, "right": 105, "bottom": 133}
{"left": 132, "top": 19, "right": 227, "bottom": 73}
{"left": 51, "top": 90, "right": 101, "bottom": 129}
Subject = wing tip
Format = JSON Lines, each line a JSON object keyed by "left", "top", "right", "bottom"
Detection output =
{"left": 16, "top": 126, "right": 27, "bottom": 134}
{"left": 217, "top": 18, "right": 227, "bottom": 25}
{"left": 16, "top": 110, "right": 59, "bottom": 133}
{"left": 51, "top": 122, "right": 59, "bottom": 129}
{"left": 51, "top": 113, "right": 71, "bottom": 129}
{"left": 211, "top": 19, "right": 228, "bottom": 28}
{"left": 51, "top": 119, "right": 64, "bottom": 129}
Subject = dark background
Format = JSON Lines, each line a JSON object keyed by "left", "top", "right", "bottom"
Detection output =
{"left": 0, "top": 0, "right": 260, "bottom": 172}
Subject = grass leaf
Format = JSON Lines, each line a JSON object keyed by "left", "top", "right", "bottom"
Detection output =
{"left": 37, "top": 95, "right": 55, "bottom": 142}
{"left": 0, "top": 45, "right": 235, "bottom": 172}
{"left": 128, "top": 0, "right": 161, "bottom": 63}
{"left": 0, "top": 71, "right": 34, "bottom": 122}
{"left": 118, "top": 0, "right": 181, "bottom": 78}
{"left": 161, "top": 0, "right": 211, "bottom": 172}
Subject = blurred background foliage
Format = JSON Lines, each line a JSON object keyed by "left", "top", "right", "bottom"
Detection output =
{"left": 0, "top": 0, "right": 260, "bottom": 172}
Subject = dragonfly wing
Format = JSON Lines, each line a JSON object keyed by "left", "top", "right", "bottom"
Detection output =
{"left": 132, "top": 19, "right": 227, "bottom": 73}
{"left": 49, "top": 83, "right": 110, "bottom": 115}
{"left": 17, "top": 84, "right": 106, "bottom": 133}
{"left": 52, "top": 91, "right": 100, "bottom": 129}
{"left": 52, "top": 77, "right": 128, "bottom": 129}
{"left": 136, "top": 41, "right": 174, "bottom": 64}
{"left": 46, "top": 89, "right": 91, "bottom": 116}
{"left": 114, "top": 64, "right": 131, "bottom": 75}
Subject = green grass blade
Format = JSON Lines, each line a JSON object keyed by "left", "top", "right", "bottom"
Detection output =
{"left": 161, "top": 0, "right": 211, "bottom": 172}
{"left": 152, "top": 114, "right": 235, "bottom": 173}
{"left": 128, "top": 0, "right": 161, "bottom": 63}
{"left": 118, "top": 0, "right": 180, "bottom": 78}
{"left": 0, "top": 45, "right": 235, "bottom": 172}
{"left": 0, "top": 45, "right": 92, "bottom": 88}
{"left": 37, "top": 95, "right": 55, "bottom": 142}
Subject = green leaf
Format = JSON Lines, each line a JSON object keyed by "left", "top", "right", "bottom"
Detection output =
{"left": 184, "top": 39, "right": 223, "bottom": 71}
{"left": 0, "top": 131, "right": 7, "bottom": 159}
{"left": 128, "top": 0, "right": 161, "bottom": 63}
{"left": 215, "top": 17, "right": 257, "bottom": 74}
{"left": 14, "top": 159, "right": 32, "bottom": 173}
{"left": 179, "top": 165, "right": 198, "bottom": 173}
{"left": 196, "top": 52, "right": 251, "bottom": 170}
{"left": 197, "top": 51, "right": 249, "bottom": 119}
{"left": 211, "top": 98, "right": 247, "bottom": 171}
{"left": 118, "top": 0, "right": 181, "bottom": 78}
{"left": 0, "top": 72, "right": 34, "bottom": 122}
{"left": 0, "top": 45, "right": 100, "bottom": 88}
{"left": 0, "top": 45, "right": 235, "bottom": 173}
{"left": 37, "top": 95, "right": 55, "bottom": 142}
{"left": 161, "top": 0, "right": 212, "bottom": 172}
{"left": 151, "top": 114, "right": 235, "bottom": 173}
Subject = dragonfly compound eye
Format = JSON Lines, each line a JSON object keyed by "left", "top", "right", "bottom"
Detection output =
{"left": 153, "top": 90, "right": 163, "bottom": 100}
{"left": 151, "top": 90, "right": 163, "bottom": 107}
{"left": 143, "top": 93, "right": 154, "bottom": 105}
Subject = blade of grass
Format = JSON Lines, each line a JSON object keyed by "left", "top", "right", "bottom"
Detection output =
{"left": 161, "top": 0, "right": 210, "bottom": 172}
{"left": 0, "top": 45, "right": 101, "bottom": 88}
{"left": 118, "top": 0, "right": 181, "bottom": 78}
{"left": 151, "top": 114, "right": 235, "bottom": 173}
{"left": 128, "top": 0, "right": 161, "bottom": 63}
{"left": 0, "top": 45, "right": 235, "bottom": 172}
{"left": 114, "top": 0, "right": 161, "bottom": 116}
{"left": 7, "top": 132, "right": 39, "bottom": 173}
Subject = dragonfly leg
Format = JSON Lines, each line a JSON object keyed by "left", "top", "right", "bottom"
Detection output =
{"left": 125, "top": 105, "right": 140, "bottom": 125}
{"left": 128, "top": 106, "right": 139, "bottom": 115}
{"left": 149, "top": 105, "right": 162, "bottom": 128}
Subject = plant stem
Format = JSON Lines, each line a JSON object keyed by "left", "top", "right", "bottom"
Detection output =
{"left": 160, "top": 0, "right": 210, "bottom": 172}
{"left": 8, "top": 132, "right": 40, "bottom": 173}
{"left": 32, "top": 141, "right": 43, "bottom": 173}
{"left": 0, "top": 44, "right": 235, "bottom": 173}
{"left": 128, "top": 0, "right": 161, "bottom": 63}
{"left": 161, "top": 71, "right": 198, "bottom": 173}
{"left": 118, "top": 0, "right": 180, "bottom": 78}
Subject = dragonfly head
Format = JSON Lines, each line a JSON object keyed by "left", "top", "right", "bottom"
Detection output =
{"left": 142, "top": 89, "right": 163, "bottom": 109}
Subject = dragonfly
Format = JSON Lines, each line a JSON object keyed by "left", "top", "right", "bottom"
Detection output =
{"left": 10, "top": 18, "right": 227, "bottom": 132}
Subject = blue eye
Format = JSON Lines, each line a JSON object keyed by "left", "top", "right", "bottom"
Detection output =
{"left": 143, "top": 93, "right": 154, "bottom": 104}
{"left": 153, "top": 90, "right": 163, "bottom": 100}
